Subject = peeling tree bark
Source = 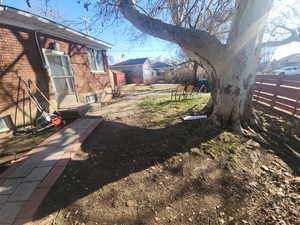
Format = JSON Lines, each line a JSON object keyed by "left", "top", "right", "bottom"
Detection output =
{"left": 208, "top": 0, "right": 273, "bottom": 132}
{"left": 119, "top": 0, "right": 274, "bottom": 132}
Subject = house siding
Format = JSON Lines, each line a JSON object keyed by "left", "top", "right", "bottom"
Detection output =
{"left": 0, "top": 24, "right": 110, "bottom": 128}
{"left": 143, "top": 60, "right": 156, "bottom": 84}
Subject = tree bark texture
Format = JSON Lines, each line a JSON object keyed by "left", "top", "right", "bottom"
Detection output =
{"left": 208, "top": 0, "right": 273, "bottom": 132}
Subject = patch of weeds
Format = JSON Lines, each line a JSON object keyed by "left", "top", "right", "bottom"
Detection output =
{"left": 190, "top": 147, "right": 204, "bottom": 157}
{"left": 139, "top": 95, "right": 245, "bottom": 169}
{"left": 198, "top": 132, "right": 243, "bottom": 169}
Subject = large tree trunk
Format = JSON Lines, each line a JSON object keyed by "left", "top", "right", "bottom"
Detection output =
{"left": 199, "top": 0, "right": 273, "bottom": 132}
{"left": 119, "top": 0, "right": 273, "bottom": 132}
{"left": 207, "top": 56, "right": 258, "bottom": 132}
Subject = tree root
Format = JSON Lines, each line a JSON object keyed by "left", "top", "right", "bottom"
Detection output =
{"left": 198, "top": 97, "right": 214, "bottom": 115}
{"left": 199, "top": 96, "right": 265, "bottom": 137}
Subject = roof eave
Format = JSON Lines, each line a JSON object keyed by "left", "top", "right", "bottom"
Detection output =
{"left": 0, "top": 5, "right": 112, "bottom": 49}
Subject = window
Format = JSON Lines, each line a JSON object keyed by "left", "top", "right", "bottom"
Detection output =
{"left": 47, "top": 55, "right": 75, "bottom": 94}
{"left": 86, "top": 94, "right": 97, "bottom": 104}
{"left": 0, "top": 116, "right": 10, "bottom": 132}
{"left": 88, "top": 49, "right": 105, "bottom": 72}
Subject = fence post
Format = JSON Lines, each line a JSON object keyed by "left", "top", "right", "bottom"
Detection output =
{"left": 270, "top": 76, "right": 281, "bottom": 108}
{"left": 293, "top": 96, "right": 300, "bottom": 116}
{"left": 254, "top": 77, "right": 263, "bottom": 102}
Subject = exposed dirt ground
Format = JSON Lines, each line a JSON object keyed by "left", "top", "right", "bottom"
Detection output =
{"left": 32, "top": 91, "right": 299, "bottom": 225}
{"left": 0, "top": 128, "right": 58, "bottom": 170}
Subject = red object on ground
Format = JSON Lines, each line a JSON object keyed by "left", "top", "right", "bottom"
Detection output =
{"left": 51, "top": 116, "right": 63, "bottom": 127}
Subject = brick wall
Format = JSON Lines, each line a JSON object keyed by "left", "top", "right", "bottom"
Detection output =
{"left": 111, "top": 65, "right": 144, "bottom": 84}
{"left": 111, "top": 70, "right": 127, "bottom": 86}
{"left": 0, "top": 24, "right": 110, "bottom": 129}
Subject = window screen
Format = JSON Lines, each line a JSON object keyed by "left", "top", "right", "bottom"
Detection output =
{"left": 0, "top": 118, "right": 8, "bottom": 132}
{"left": 47, "top": 55, "right": 65, "bottom": 76}
{"left": 88, "top": 49, "right": 105, "bottom": 72}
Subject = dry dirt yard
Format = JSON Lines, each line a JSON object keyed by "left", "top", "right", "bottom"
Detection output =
{"left": 33, "top": 91, "right": 299, "bottom": 225}
{"left": 0, "top": 128, "right": 58, "bottom": 170}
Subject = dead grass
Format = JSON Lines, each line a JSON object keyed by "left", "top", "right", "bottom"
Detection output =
{"left": 121, "top": 84, "right": 176, "bottom": 92}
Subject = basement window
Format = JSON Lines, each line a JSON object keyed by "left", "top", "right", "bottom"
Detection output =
{"left": 0, "top": 116, "right": 11, "bottom": 132}
{"left": 88, "top": 49, "right": 105, "bottom": 72}
{"left": 86, "top": 94, "right": 97, "bottom": 104}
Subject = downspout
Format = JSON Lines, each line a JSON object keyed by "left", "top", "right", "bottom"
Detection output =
{"left": 34, "top": 31, "right": 47, "bottom": 68}
{"left": 34, "top": 31, "right": 55, "bottom": 111}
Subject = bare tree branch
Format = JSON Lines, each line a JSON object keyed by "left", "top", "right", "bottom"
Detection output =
{"left": 262, "top": 25, "right": 300, "bottom": 48}
{"left": 119, "top": 0, "right": 225, "bottom": 63}
{"left": 179, "top": 0, "right": 200, "bottom": 26}
{"left": 26, "top": 0, "right": 32, "bottom": 7}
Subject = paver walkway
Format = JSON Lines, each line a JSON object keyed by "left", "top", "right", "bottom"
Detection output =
{"left": 0, "top": 118, "right": 102, "bottom": 225}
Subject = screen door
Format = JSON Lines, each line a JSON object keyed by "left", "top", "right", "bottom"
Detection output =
{"left": 46, "top": 54, "right": 78, "bottom": 108}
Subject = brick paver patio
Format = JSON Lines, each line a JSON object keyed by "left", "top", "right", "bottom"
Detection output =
{"left": 0, "top": 118, "right": 102, "bottom": 225}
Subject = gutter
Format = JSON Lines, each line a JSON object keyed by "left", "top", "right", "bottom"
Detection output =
{"left": 0, "top": 4, "right": 113, "bottom": 49}
{"left": 34, "top": 31, "right": 47, "bottom": 69}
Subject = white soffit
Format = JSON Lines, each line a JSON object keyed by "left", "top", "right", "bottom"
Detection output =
{"left": 0, "top": 5, "right": 112, "bottom": 50}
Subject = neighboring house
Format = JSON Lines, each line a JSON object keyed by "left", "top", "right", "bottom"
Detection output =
{"left": 0, "top": 5, "right": 112, "bottom": 132}
{"left": 151, "top": 62, "right": 173, "bottom": 75}
{"left": 111, "top": 58, "right": 156, "bottom": 84}
{"left": 278, "top": 54, "right": 300, "bottom": 67}
{"left": 263, "top": 54, "right": 300, "bottom": 73}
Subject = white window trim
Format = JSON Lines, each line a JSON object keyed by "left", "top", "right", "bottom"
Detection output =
{"left": 42, "top": 48, "right": 79, "bottom": 106}
{"left": 88, "top": 49, "right": 105, "bottom": 73}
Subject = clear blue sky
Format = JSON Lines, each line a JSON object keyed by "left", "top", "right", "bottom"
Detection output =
{"left": 3, "top": 0, "right": 179, "bottom": 64}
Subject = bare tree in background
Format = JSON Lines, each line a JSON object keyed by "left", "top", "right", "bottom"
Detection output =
{"left": 27, "top": 0, "right": 97, "bottom": 35}
{"left": 26, "top": 0, "right": 65, "bottom": 22}
{"left": 26, "top": 0, "right": 300, "bottom": 132}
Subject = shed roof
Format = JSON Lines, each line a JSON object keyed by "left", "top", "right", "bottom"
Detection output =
{"left": 0, "top": 5, "right": 112, "bottom": 50}
{"left": 112, "top": 58, "right": 149, "bottom": 66}
{"left": 151, "top": 62, "right": 173, "bottom": 69}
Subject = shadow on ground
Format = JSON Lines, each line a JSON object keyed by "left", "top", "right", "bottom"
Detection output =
{"left": 254, "top": 105, "right": 300, "bottom": 176}
{"left": 34, "top": 119, "right": 233, "bottom": 224}
{"left": 33, "top": 109, "right": 300, "bottom": 225}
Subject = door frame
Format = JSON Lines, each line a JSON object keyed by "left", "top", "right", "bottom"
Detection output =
{"left": 42, "top": 48, "right": 79, "bottom": 108}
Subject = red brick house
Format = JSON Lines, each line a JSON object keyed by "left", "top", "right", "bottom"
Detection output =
{"left": 0, "top": 5, "right": 113, "bottom": 132}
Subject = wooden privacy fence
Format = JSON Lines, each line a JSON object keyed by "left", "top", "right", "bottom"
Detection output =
{"left": 253, "top": 74, "right": 300, "bottom": 117}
